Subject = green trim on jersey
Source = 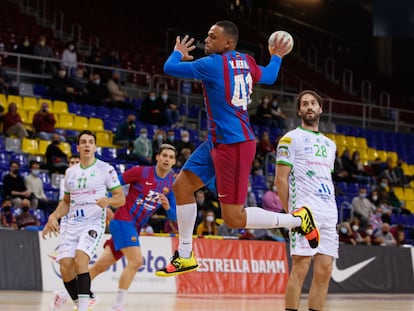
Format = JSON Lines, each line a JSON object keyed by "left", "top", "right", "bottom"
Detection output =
{"left": 108, "top": 184, "right": 122, "bottom": 192}
{"left": 80, "top": 158, "right": 97, "bottom": 169}
{"left": 276, "top": 160, "right": 293, "bottom": 168}
{"left": 298, "top": 125, "right": 321, "bottom": 135}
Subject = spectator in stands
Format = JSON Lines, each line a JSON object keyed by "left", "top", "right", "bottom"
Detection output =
{"left": 61, "top": 41, "right": 78, "bottom": 76}
{"left": 254, "top": 95, "right": 278, "bottom": 128}
{"left": 140, "top": 90, "right": 167, "bottom": 125}
{"left": 14, "top": 35, "right": 34, "bottom": 71}
{"left": 341, "top": 149, "right": 370, "bottom": 184}
{"left": 352, "top": 186, "right": 375, "bottom": 228}
{"left": 270, "top": 94, "right": 287, "bottom": 129}
{"left": 163, "top": 219, "right": 179, "bottom": 234}
{"left": 390, "top": 223, "right": 407, "bottom": 246}
{"left": 107, "top": 70, "right": 130, "bottom": 109}
{"left": 245, "top": 181, "right": 257, "bottom": 207}
{"left": 351, "top": 150, "right": 374, "bottom": 184}
{"left": 113, "top": 114, "right": 137, "bottom": 147}
{"left": 370, "top": 157, "right": 386, "bottom": 180}
{"left": 368, "top": 206, "right": 384, "bottom": 234}
{"left": 374, "top": 177, "right": 403, "bottom": 218}
{"left": 165, "top": 129, "right": 180, "bottom": 149}
{"left": 158, "top": 89, "right": 180, "bottom": 128}
{"left": 33, "top": 35, "right": 56, "bottom": 75}
{"left": 176, "top": 130, "right": 195, "bottom": 168}
{"left": 132, "top": 128, "right": 153, "bottom": 165}
{"left": 68, "top": 67, "right": 88, "bottom": 102}
{"left": 45, "top": 133, "right": 68, "bottom": 174}
{"left": 374, "top": 222, "right": 397, "bottom": 246}
{"left": 2, "top": 102, "right": 29, "bottom": 139}
{"left": 333, "top": 150, "right": 351, "bottom": 183}
{"left": 251, "top": 157, "right": 264, "bottom": 176}
{"left": 85, "top": 73, "right": 111, "bottom": 106}
{"left": 2, "top": 160, "right": 35, "bottom": 209}
{"left": 380, "top": 157, "right": 399, "bottom": 186}
{"left": 16, "top": 203, "right": 41, "bottom": 230}
{"left": 102, "top": 48, "right": 122, "bottom": 68}
{"left": 350, "top": 218, "right": 371, "bottom": 245}
{"left": 32, "top": 101, "right": 65, "bottom": 141}
{"left": 262, "top": 185, "right": 284, "bottom": 213}
{"left": 257, "top": 131, "right": 275, "bottom": 159}
{"left": 392, "top": 160, "right": 410, "bottom": 187}
{"left": 196, "top": 209, "right": 218, "bottom": 236}
{"left": 0, "top": 198, "right": 17, "bottom": 229}
{"left": 338, "top": 221, "right": 357, "bottom": 245}
{"left": 0, "top": 56, "right": 18, "bottom": 95}
{"left": 152, "top": 129, "right": 167, "bottom": 161}
{"left": 24, "top": 160, "right": 54, "bottom": 211}
{"left": 48, "top": 66, "right": 77, "bottom": 102}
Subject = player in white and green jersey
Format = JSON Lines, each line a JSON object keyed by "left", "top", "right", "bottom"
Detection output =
{"left": 275, "top": 90, "right": 338, "bottom": 311}
{"left": 43, "top": 130, "right": 125, "bottom": 311}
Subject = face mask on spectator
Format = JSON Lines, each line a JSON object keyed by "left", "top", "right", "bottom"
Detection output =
{"left": 182, "top": 136, "right": 189, "bottom": 143}
{"left": 168, "top": 135, "right": 175, "bottom": 141}
{"left": 366, "top": 229, "right": 373, "bottom": 236}
{"left": 206, "top": 215, "right": 214, "bottom": 222}
{"left": 372, "top": 195, "right": 378, "bottom": 201}
{"left": 352, "top": 225, "right": 359, "bottom": 231}
{"left": 380, "top": 182, "right": 387, "bottom": 189}
{"left": 157, "top": 134, "right": 163, "bottom": 141}
{"left": 149, "top": 96, "right": 156, "bottom": 101}
{"left": 12, "top": 168, "right": 19, "bottom": 174}
{"left": 31, "top": 169, "right": 40, "bottom": 177}
{"left": 359, "top": 193, "right": 366, "bottom": 199}
{"left": 340, "top": 227, "right": 348, "bottom": 234}
{"left": 161, "top": 95, "right": 168, "bottom": 101}
{"left": 140, "top": 133, "right": 147, "bottom": 139}
{"left": 247, "top": 186, "right": 252, "bottom": 192}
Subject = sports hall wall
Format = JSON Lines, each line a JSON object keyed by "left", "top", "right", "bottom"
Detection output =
{"left": 1, "top": 230, "right": 413, "bottom": 293}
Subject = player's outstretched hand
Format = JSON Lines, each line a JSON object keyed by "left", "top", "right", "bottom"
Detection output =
{"left": 174, "top": 35, "right": 196, "bottom": 61}
{"left": 268, "top": 37, "right": 292, "bottom": 58}
{"left": 159, "top": 193, "right": 170, "bottom": 211}
{"left": 42, "top": 215, "right": 60, "bottom": 239}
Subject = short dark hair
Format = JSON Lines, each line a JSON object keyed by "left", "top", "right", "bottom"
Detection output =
{"left": 29, "top": 160, "right": 39, "bottom": 168}
{"left": 216, "top": 20, "right": 239, "bottom": 44}
{"left": 77, "top": 130, "right": 96, "bottom": 145}
{"left": 296, "top": 90, "right": 323, "bottom": 110}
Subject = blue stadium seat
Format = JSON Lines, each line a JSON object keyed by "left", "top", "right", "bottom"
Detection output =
{"left": 68, "top": 102, "right": 82, "bottom": 115}
{"left": 33, "top": 85, "right": 48, "bottom": 97}
{"left": 45, "top": 189, "right": 59, "bottom": 201}
{"left": 101, "top": 147, "right": 118, "bottom": 161}
{"left": 104, "top": 119, "right": 119, "bottom": 133}
{"left": 81, "top": 104, "right": 97, "bottom": 118}
{"left": 252, "top": 174, "right": 267, "bottom": 191}
{"left": 11, "top": 153, "right": 28, "bottom": 168}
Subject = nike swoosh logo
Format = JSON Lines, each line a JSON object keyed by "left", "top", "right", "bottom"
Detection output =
{"left": 331, "top": 257, "right": 376, "bottom": 283}
{"left": 218, "top": 193, "right": 227, "bottom": 198}
{"left": 145, "top": 182, "right": 153, "bottom": 185}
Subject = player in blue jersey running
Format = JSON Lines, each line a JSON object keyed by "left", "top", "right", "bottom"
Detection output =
{"left": 156, "top": 20, "right": 319, "bottom": 277}
{"left": 88, "top": 143, "right": 177, "bottom": 311}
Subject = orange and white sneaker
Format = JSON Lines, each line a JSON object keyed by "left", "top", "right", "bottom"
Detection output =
{"left": 155, "top": 250, "right": 198, "bottom": 277}
{"left": 292, "top": 206, "right": 320, "bottom": 249}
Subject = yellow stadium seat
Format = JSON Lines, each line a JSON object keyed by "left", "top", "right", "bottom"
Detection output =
{"left": 356, "top": 137, "right": 368, "bottom": 149}
{"left": 358, "top": 148, "right": 369, "bottom": 164}
{"left": 387, "top": 151, "right": 398, "bottom": 164}
{"left": 325, "top": 133, "right": 336, "bottom": 142}
{"left": 367, "top": 148, "right": 378, "bottom": 161}
{"left": 60, "top": 142, "right": 72, "bottom": 157}
{"left": 88, "top": 117, "right": 105, "bottom": 132}
{"left": 405, "top": 200, "right": 414, "bottom": 213}
{"left": 38, "top": 140, "right": 51, "bottom": 155}
{"left": 7, "top": 95, "right": 23, "bottom": 109}
{"left": 56, "top": 113, "right": 74, "bottom": 129}
{"left": 345, "top": 136, "right": 357, "bottom": 148}
{"left": 404, "top": 188, "right": 414, "bottom": 201}
{"left": 96, "top": 131, "right": 115, "bottom": 147}
{"left": 376, "top": 150, "right": 388, "bottom": 162}
{"left": 27, "top": 110, "right": 36, "bottom": 125}
{"left": 23, "top": 97, "right": 39, "bottom": 111}
{"left": 215, "top": 218, "right": 224, "bottom": 225}
{"left": 19, "top": 109, "right": 29, "bottom": 124}
{"left": 53, "top": 100, "right": 69, "bottom": 114}
{"left": 334, "top": 134, "right": 347, "bottom": 147}
{"left": 72, "top": 116, "right": 88, "bottom": 131}
{"left": 21, "top": 138, "right": 39, "bottom": 155}
{"left": 38, "top": 98, "right": 53, "bottom": 112}
{"left": 0, "top": 93, "right": 7, "bottom": 108}
{"left": 393, "top": 187, "right": 405, "bottom": 200}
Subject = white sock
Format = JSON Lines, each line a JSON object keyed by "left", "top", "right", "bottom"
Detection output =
{"left": 245, "top": 207, "right": 301, "bottom": 228}
{"left": 77, "top": 294, "right": 89, "bottom": 311}
{"left": 177, "top": 203, "right": 197, "bottom": 258}
{"left": 114, "top": 288, "right": 127, "bottom": 307}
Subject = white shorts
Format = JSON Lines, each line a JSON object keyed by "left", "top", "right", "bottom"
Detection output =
{"left": 56, "top": 220, "right": 105, "bottom": 263}
{"left": 289, "top": 209, "right": 339, "bottom": 258}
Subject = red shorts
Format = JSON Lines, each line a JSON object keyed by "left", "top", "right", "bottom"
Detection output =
{"left": 103, "top": 238, "right": 123, "bottom": 261}
{"left": 211, "top": 140, "right": 256, "bottom": 205}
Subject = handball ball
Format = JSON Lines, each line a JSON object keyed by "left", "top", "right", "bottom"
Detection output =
{"left": 268, "top": 30, "right": 294, "bottom": 55}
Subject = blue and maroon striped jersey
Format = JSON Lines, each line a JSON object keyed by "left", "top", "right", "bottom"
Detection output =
{"left": 164, "top": 50, "right": 282, "bottom": 144}
{"left": 113, "top": 166, "right": 176, "bottom": 232}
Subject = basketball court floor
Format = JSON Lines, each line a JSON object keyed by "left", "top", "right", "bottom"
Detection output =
{"left": 1, "top": 291, "right": 413, "bottom": 311}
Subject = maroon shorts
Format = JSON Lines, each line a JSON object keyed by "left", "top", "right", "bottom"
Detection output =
{"left": 103, "top": 238, "right": 123, "bottom": 261}
{"left": 211, "top": 140, "right": 256, "bottom": 205}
